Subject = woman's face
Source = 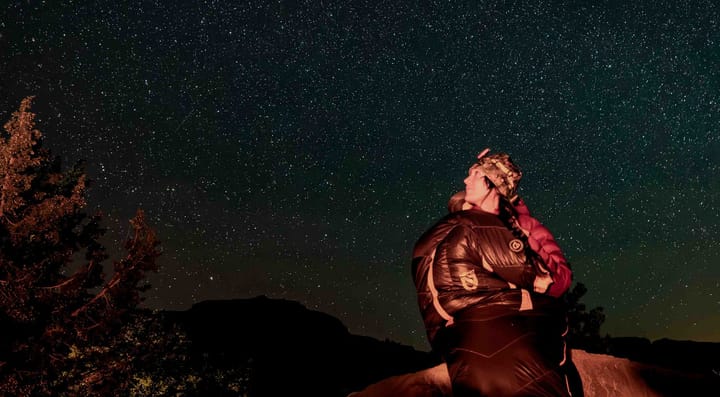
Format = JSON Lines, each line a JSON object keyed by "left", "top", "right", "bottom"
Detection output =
{"left": 463, "top": 165, "right": 491, "bottom": 206}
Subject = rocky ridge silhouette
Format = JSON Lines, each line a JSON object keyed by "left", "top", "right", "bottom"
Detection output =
{"left": 163, "top": 296, "right": 719, "bottom": 397}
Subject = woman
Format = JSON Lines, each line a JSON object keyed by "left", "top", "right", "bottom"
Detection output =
{"left": 412, "top": 149, "right": 574, "bottom": 396}
{"left": 446, "top": 190, "right": 583, "bottom": 397}
{"left": 446, "top": 190, "right": 572, "bottom": 298}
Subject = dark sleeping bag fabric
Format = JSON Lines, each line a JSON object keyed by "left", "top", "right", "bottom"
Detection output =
{"left": 435, "top": 292, "right": 571, "bottom": 397}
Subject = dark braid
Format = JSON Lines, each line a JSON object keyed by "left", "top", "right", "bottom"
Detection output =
{"left": 497, "top": 196, "right": 546, "bottom": 273}
{"left": 497, "top": 196, "right": 523, "bottom": 239}
{"left": 445, "top": 189, "right": 546, "bottom": 274}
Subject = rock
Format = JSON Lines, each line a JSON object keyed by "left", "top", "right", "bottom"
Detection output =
{"left": 348, "top": 349, "right": 719, "bottom": 397}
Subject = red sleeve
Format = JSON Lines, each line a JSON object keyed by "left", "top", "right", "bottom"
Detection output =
{"left": 514, "top": 199, "right": 572, "bottom": 297}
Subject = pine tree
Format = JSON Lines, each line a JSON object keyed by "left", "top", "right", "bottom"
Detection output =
{"left": 0, "top": 97, "right": 161, "bottom": 396}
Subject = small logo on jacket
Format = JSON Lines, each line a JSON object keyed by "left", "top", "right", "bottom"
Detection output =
{"left": 509, "top": 239, "right": 524, "bottom": 252}
{"left": 460, "top": 270, "right": 479, "bottom": 291}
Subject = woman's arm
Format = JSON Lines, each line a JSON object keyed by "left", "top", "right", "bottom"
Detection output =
{"left": 513, "top": 199, "right": 573, "bottom": 297}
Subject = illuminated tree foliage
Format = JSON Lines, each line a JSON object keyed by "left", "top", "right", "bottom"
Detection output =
{"left": 0, "top": 97, "right": 161, "bottom": 396}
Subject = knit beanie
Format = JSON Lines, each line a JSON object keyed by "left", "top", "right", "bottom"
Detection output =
{"left": 475, "top": 149, "right": 522, "bottom": 200}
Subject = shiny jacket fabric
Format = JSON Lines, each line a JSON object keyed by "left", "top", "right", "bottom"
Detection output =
{"left": 440, "top": 298, "right": 571, "bottom": 397}
{"left": 412, "top": 208, "right": 572, "bottom": 396}
{"left": 412, "top": 209, "right": 538, "bottom": 344}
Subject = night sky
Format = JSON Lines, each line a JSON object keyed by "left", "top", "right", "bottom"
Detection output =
{"left": 2, "top": 0, "right": 719, "bottom": 351}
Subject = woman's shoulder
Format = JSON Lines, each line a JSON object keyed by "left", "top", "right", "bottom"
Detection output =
{"left": 450, "top": 209, "right": 504, "bottom": 227}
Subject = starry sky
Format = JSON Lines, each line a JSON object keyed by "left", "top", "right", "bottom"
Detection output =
{"left": 2, "top": 0, "right": 719, "bottom": 351}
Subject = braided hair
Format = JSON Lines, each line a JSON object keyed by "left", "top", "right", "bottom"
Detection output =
{"left": 496, "top": 188, "right": 548, "bottom": 277}
{"left": 476, "top": 151, "right": 546, "bottom": 274}
{"left": 446, "top": 189, "right": 547, "bottom": 281}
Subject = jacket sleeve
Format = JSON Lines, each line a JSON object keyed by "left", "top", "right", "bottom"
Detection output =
{"left": 514, "top": 199, "right": 572, "bottom": 297}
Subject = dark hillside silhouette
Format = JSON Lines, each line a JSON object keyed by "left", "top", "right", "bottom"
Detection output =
{"left": 163, "top": 296, "right": 719, "bottom": 397}
{"left": 605, "top": 337, "right": 720, "bottom": 374}
{"left": 164, "top": 296, "right": 441, "bottom": 396}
